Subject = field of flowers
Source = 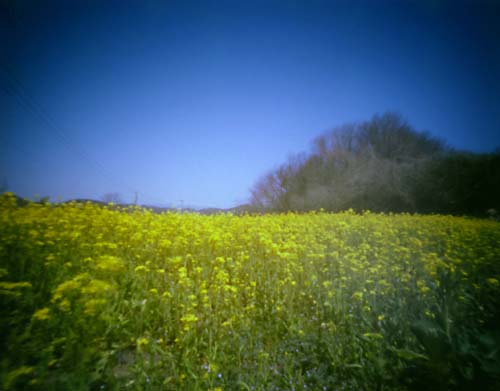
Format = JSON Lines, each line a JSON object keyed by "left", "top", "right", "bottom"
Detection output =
{"left": 1, "top": 192, "right": 500, "bottom": 390}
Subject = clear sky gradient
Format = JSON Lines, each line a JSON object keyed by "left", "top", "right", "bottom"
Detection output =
{"left": 1, "top": 0, "right": 499, "bottom": 208}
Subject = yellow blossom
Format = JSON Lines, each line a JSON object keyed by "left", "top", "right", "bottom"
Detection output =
{"left": 33, "top": 307, "right": 51, "bottom": 321}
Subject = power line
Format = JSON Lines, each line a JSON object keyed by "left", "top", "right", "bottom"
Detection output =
{"left": 0, "top": 67, "right": 203, "bottom": 208}
{"left": 0, "top": 66, "right": 137, "bottom": 191}
{"left": 0, "top": 7, "right": 189, "bottom": 207}
{"left": 0, "top": 66, "right": 181, "bottom": 204}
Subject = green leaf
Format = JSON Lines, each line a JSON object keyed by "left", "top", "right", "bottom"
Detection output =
{"left": 392, "top": 348, "right": 429, "bottom": 361}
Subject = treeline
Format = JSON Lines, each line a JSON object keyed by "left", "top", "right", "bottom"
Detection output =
{"left": 250, "top": 112, "right": 500, "bottom": 216}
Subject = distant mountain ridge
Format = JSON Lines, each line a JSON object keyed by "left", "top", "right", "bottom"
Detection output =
{"left": 2, "top": 193, "right": 257, "bottom": 215}
{"left": 67, "top": 200, "right": 258, "bottom": 215}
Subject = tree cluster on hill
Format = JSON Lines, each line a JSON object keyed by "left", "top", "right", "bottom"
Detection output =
{"left": 250, "top": 112, "right": 500, "bottom": 216}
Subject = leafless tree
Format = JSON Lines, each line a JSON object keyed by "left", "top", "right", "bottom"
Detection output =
{"left": 101, "top": 192, "right": 123, "bottom": 204}
{"left": 250, "top": 112, "right": 448, "bottom": 212}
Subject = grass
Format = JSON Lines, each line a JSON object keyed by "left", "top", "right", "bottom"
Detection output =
{"left": 1, "top": 192, "right": 499, "bottom": 390}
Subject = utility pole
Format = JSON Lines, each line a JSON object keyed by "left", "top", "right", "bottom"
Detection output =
{"left": 134, "top": 191, "right": 138, "bottom": 205}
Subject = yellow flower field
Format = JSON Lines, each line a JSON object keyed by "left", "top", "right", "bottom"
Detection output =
{"left": 1, "top": 193, "right": 499, "bottom": 390}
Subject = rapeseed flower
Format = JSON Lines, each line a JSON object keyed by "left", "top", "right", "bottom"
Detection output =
{"left": 32, "top": 308, "right": 51, "bottom": 321}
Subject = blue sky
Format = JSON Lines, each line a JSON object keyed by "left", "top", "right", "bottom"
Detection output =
{"left": 1, "top": 0, "right": 499, "bottom": 208}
